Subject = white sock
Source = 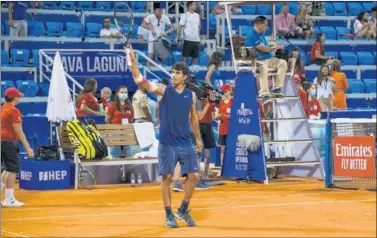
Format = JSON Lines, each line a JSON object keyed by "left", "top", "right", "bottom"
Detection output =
{"left": 5, "top": 188, "right": 14, "bottom": 201}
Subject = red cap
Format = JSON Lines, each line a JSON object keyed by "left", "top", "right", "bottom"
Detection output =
{"left": 220, "top": 84, "right": 232, "bottom": 93}
{"left": 4, "top": 87, "right": 24, "bottom": 98}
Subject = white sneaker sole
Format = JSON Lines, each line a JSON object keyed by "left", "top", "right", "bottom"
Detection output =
{"left": 173, "top": 187, "right": 184, "bottom": 192}
{"left": 2, "top": 202, "right": 24, "bottom": 207}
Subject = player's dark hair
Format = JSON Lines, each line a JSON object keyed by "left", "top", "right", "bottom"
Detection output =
{"left": 114, "top": 85, "right": 131, "bottom": 111}
{"left": 171, "top": 62, "right": 189, "bottom": 76}
{"left": 254, "top": 16, "right": 267, "bottom": 25}
{"left": 187, "top": 1, "right": 194, "bottom": 9}
{"left": 4, "top": 96, "right": 13, "bottom": 102}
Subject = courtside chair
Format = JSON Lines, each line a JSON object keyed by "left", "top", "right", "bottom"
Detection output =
{"left": 28, "top": 21, "right": 46, "bottom": 37}
{"left": 347, "top": 2, "right": 363, "bottom": 16}
{"left": 356, "top": 52, "right": 375, "bottom": 65}
{"left": 46, "top": 22, "right": 64, "bottom": 37}
{"left": 66, "top": 22, "right": 83, "bottom": 37}
{"left": 10, "top": 49, "right": 31, "bottom": 66}
{"left": 86, "top": 23, "right": 102, "bottom": 38}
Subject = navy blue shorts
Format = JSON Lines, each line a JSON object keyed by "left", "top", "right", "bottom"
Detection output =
{"left": 158, "top": 143, "right": 199, "bottom": 176}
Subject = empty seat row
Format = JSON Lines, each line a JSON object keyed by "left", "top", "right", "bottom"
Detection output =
{"left": 306, "top": 51, "right": 376, "bottom": 66}
{"left": 39, "top": 1, "right": 146, "bottom": 12}
{"left": 347, "top": 98, "right": 377, "bottom": 110}
{"left": 1, "top": 80, "right": 43, "bottom": 97}
{"left": 347, "top": 79, "right": 376, "bottom": 94}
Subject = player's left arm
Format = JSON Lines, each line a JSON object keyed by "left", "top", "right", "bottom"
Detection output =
{"left": 190, "top": 93, "right": 202, "bottom": 151}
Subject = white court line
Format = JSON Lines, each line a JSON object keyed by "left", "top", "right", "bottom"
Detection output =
{"left": 1, "top": 229, "right": 33, "bottom": 237}
{"left": 2, "top": 198, "right": 375, "bottom": 222}
{"left": 1, "top": 190, "right": 357, "bottom": 212}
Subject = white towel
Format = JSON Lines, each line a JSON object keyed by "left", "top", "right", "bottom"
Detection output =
{"left": 133, "top": 122, "right": 156, "bottom": 149}
{"left": 133, "top": 140, "right": 159, "bottom": 158}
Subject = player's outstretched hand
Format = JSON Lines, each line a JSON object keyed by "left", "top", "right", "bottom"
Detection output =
{"left": 124, "top": 47, "right": 136, "bottom": 62}
{"left": 27, "top": 148, "right": 35, "bottom": 159}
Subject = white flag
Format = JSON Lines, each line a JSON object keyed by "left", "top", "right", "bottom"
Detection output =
{"left": 46, "top": 51, "right": 76, "bottom": 122}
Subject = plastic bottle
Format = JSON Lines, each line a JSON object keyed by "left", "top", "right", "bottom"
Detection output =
{"left": 137, "top": 173, "right": 142, "bottom": 185}
{"left": 130, "top": 173, "right": 136, "bottom": 187}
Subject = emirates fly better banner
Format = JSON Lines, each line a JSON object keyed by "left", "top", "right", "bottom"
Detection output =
{"left": 333, "top": 136, "right": 376, "bottom": 178}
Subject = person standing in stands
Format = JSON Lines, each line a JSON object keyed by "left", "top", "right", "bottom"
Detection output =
{"left": 302, "top": 81, "right": 322, "bottom": 119}
{"left": 310, "top": 33, "right": 333, "bottom": 65}
{"left": 178, "top": 2, "right": 201, "bottom": 65}
{"left": 142, "top": 3, "right": 174, "bottom": 66}
{"left": 245, "top": 16, "right": 288, "bottom": 105}
{"left": 137, "top": 16, "right": 150, "bottom": 41}
{"left": 216, "top": 84, "right": 233, "bottom": 174}
{"left": 330, "top": 60, "right": 349, "bottom": 110}
{"left": 76, "top": 78, "right": 101, "bottom": 116}
{"left": 100, "top": 17, "right": 122, "bottom": 39}
{"left": 293, "top": 74, "right": 309, "bottom": 117}
{"left": 106, "top": 85, "right": 134, "bottom": 158}
{"left": 8, "top": 2, "right": 40, "bottom": 37}
{"left": 312, "top": 64, "right": 336, "bottom": 112}
{"left": 133, "top": 85, "right": 152, "bottom": 123}
{"left": 1, "top": 88, "right": 34, "bottom": 207}
{"left": 127, "top": 48, "right": 202, "bottom": 228}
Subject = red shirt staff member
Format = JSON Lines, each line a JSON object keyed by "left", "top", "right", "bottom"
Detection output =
{"left": 76, "top": 78, "right": 100, "bottom": 116}
{"left": 1, "top": 88, "right": 34, "bottom": 207}
{"left": 216, "top": 84, "right": 233, "bottom": 168}
{"left": 105, "top": 86, "right": 134, "bottom": 158}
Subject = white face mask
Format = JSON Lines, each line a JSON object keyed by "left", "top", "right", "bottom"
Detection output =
{"left": 118, "top": 93, "right": 128, "bottom": 101}
{"left": 310, "top": 89, "right": 316, "bottom": 97}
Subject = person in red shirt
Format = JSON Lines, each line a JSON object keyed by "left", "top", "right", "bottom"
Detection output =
{"left": 216, "top": 84, "right": 233, "bottom": 167}
{"left": 76, "top": 78, "right": 101, "bottom": 116}
{"left": 1, "top": 88, "right": 34, "bottom": 207}
{"left": 302, "top": 81, "right": 322, "bottom": 119}
{"left": 105, "top": 85, "right": 134, "bottom": 158}
{"left": 197, "top": 97, "right": 216, "bottom": 181}
{"left": 310, "top": 33, "right": 333, "bottom": 65}
{"left": 99, "top": 87, "right": 112, "bottom": 112}
{"left": 293, "top": 74, "right": 309, "bottom": 117}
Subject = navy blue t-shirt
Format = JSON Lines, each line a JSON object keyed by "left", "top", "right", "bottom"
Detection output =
{"left": 245, "top": 28, "right": 272, "bottom": 61}
{"left": 159, "top": 85, "right": 193, "bottom": 146}
{"left": 10, "top": 1, "right": 30, "bottom": 21}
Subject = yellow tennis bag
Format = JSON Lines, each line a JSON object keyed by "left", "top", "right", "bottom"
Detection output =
{"left": 67, "top": 119, "right": 96, "bottom": 160}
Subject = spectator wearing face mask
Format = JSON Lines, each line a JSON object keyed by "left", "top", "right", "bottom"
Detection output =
{"left": 105, "top": 86, "right": 134, "bottom": 158}
{"left": 312, "top": 64, "right": 336, "bottom": 112}
{"left": 310, "top": 33, "right": 333, "bottom": 65}
{"left": 302, "top": 81, "right": 321, "bottom": 119}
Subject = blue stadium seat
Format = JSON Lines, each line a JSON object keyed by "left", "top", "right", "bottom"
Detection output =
{"left": 275, "top": 4, "right": 283, "bottom": 14}
{"left": 288, "top": 3, "right": 299, "bottom": 15}
{"left": 162, "top": 55, "right": 173, "bottom": 66}
{"left": 3, "top": 21, "right": 10, "bottom": 35}
{"left": 66, "top": 22, "right": 83, "bottom": 37}
{"left": 1, "top": 81, "right": 15, "bottom": 96}
{"left": 240, "top": 6, "right": 256, "bottom": 14}
{"left": 371, "top": 99, "right": 377, "bottom": 109}
{"left": 320, "top": 27, "right": 337, "bottom": 40}
{"left": 95, "top": 1, "right": 111, "bottom": 10}
{"left": 325, "top": 51, "right": 339, "bottom": 59}
{"left": 1, "top": 22, "right": 4, "bottom": 35}
{"left": 198, "top": 52, "right": 209, "bottom": 66}
{"left": 347, "top": 3, "right": 363, "bottom": 16}
{"left": 209, "top": 1, "right": 217, "bottom": 9}
{"left": 332, "top": 3, "right": 347, "bottom": 16}
{"left": 16, "top": 81, "right": 39, "bottom": 97}
{"left": 239, "top": 25, "right": 250, "bottom": 37}
{"left": 60, "top": 1, "right": 75, "bottom": 10}
{"left": 256, "top": 5, "right": 271, "bottom": 15}
{"left": 1, "top": 50, "right": 10, "bottom": 66}
{"left": 361, "top": 70, "right": 377, "bottom": 79}
{"left": 32, "top": 49, "right": 40, "bottom": 68}
{"left": 172, "top": 51, "right": 182, "bottom": 62}
{"left": 362, "top": 2, "right": 374, "bottom": 12}
{"left": 10, "top": 49, "right": 31, "bottom": 66}
{"left": 335, "top": 27, "right": 351, "bottom": 40}
{"left": 343, "top": 70, "right": 357, "bottom": 79}
{"left": 325, "top": 3, "right": 334, "bottom": 16}
{"left": 28, "top": 21, "right": 46, "bottom": 37}
{"left": 346, "top": 98, "right": 368, "bottom": 108}
{"left": 340, "top": 52, "right": 358, "bottom": 65}
{"left": 357, "top": 52, "right": 375, "bottom": 65}
{"left": 347, "top": 80, "right": 365, "bottom": 93}
{"left": 86, "top": 23, "right": 102, "bottom": 38}
{"left": 131, "top": 2, "right": 146, "bottom": 12}
{"left": 374, "top": 52, "right": 377, "bottom": 62}
{"left": 41, "top": 1, "right": 58, "bottom": 9}
{"left": 364, "top": 81, "right": 377, "bottom": 93}
{"left": 264, "top": 27, "right": 271, "bottom": 36}
{"left": 45, "top": 22, "right": 64, "bottom": 37}
{"left": 209, "top": 14, "right": 216, "bottom": 32}
{"left": 77, "top": 1, "right": 93, "bottom": 9}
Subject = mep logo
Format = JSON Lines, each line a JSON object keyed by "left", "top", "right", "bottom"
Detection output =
{"left": 20, "top": 171, "right": 32, "bottom": 181}
{"left": 237, "top": 103, "right": 253, "bottom": 116}
{"left": 39, "top": 171, "right": 68, "bottom": 181}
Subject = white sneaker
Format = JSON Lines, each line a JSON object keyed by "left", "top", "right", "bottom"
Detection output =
{"left": 3, "top": 198, "right": 24, "bottom": 207}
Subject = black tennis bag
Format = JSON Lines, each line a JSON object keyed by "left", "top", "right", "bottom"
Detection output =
{"left": 36, "top": 145, "right": 60, "bottom": 161}
{"left": 78, "top": 118, "right": 108, "bottom": 159}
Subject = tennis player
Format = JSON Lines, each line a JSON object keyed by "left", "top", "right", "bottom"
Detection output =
{"left": 126, "top": 48, "right": 202, "bottom": 228}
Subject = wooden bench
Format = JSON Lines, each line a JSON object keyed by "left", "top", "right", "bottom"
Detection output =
{"left": 57, "top": 124, "right": 158, "bottom": 188}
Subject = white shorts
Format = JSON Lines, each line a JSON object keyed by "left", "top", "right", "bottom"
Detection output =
{"left": 10, "top": 20, "right": 28, "bottom": 37}
{"left": 148, "top": 41, "right": 155, "bottom": 54}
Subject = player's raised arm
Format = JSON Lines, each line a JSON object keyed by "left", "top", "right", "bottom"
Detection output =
{"left": 126, "top": 48, "right": 166, "bottom": 96}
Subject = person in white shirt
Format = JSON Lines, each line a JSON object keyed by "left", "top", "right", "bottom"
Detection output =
{"left": 142, "top": 6, "right": 173, "bottom": 65}
{"left": 100, "top": 17, "right": 122, "bottom": 39}
{"left": 312, "top": 64, "right": 336, "bottom": 112}
{"left": 353, "top": 12, "right": 375, "bottom": 39}
{"left": 178, "top": 1, "right": 201, "bottom": 65}
{"left": 132, "top": 86, "right": 152, "bottom": 123}
{"left": 137, "top": 16, "right": 150, "bottom": 41}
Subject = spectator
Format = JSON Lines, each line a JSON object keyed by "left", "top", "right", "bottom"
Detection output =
{"left": 142, "top": 5, "right": 173, "bottom": 65}
{"left": 302, "top": 81, "right": 321, "bottom": 119}
{"left": 105, "top": 86, "right": 134, "bottom": 158}
{"left": 216, "top": 84, "right": 233, "bottom": 170}
{"left": 353, "top": 12, "right": 376, "bottom": 39}
{"left": 300, "top": 2, "right": 325, "bottom": 16}
{"left": 295, "top": 6, "right": 314, "bottom": 39}
{"left": 178, "top": 2, "right": 201, "bottom": 65}
{"left": 370, "top": 6, "right": 377, "bottom": 30}
{"left": 276, "top": 4, "right": 300, "bottom": 38}
{"left": 310, "top": 33, "right": 333, "bottom": 65}
{"left": 245, "top": 16, "right": 288, "bottom": 104}
{"left": 8, "top": 2, "right": 39, "bottom": 37}
{"left": 291, "top": 48, "right": 305, "bottom": 81}
{"left": 330, "top": 60, "right": 349, "bottom": 110}
{"left": 132, "top": 85, "right": 152, "bottom": 123}
{"left": 204, "top": 52, "right": 224, "bottom": 87}
{"left": 137, "top": 16, "right": 149, "bottom": 41}
{"left": 100, "top": 17, "right": 122, "bottom": 39}
{"left": 197, "top": 98, "right": 216, "bottom": 181}
{"left": 213, "top": 2, "right": 242, "bottom": 15}
{"left": 312, "top": 64, "right": 336, "bottom": 112}
{"left": 76, "top": 78, "right": 100, "bottom": 116}
{"left": 99, "top": 87, "right": 112, "bottom": 112}
{"left": 293, "top": 75, "right": 309, "bottom": 117}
